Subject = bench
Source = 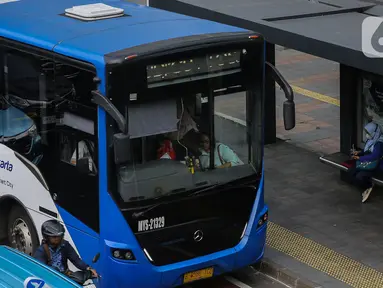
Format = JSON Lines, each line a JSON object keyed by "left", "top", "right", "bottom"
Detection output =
{"left": 319, "top": 152, "right": 383, "bottom": 186}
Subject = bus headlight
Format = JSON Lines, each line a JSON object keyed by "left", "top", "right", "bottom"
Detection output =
{"left": 257, "top": 211, "right": 268, "bottom": 229}
{"left": 111, "top": 248, "right": 135, "bottom": 261}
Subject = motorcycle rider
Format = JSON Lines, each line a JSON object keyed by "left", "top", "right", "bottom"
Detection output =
{"left": 33, "top": 219, "right": 98, "bottom": 282}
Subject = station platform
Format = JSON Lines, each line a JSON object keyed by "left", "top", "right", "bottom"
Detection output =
{"left": 210, "top": 115, "right": 383, "bottom": 288}
{"left": 213, "top": 46, "right": 383, "bottom": 287}
{"left": 263, "top": 139, "right": 383, "bottom": 288}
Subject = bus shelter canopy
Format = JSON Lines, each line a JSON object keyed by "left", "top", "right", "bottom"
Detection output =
{"left": 150, "top": 0, "right": 383, "bottom": 76}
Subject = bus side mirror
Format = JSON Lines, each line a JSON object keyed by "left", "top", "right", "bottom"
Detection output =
{"left": 283, "top": 100, "right": 295, "bottom": 131}
{"left": 113, "top": 133, "right": 131, "bottom": 165}
{"left": 91, "top": 90, "right": 132, "bottom": 165}
{"left": 265, "top": 61, "right": 296, "bottom": 130}
{"left": 91, "top": 90, "right": 127, "bottom": 134}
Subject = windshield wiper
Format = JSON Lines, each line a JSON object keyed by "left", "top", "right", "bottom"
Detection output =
{"left": 132, "top": 181, "right": 251, "bottom": 219}
{"left": 188, "top": 181, "right": 255, "bottom": 197}
{"left": 131, "top": 184, "right": 219, "bottom": 219}
{"left": 187, "top": 183, "right": 221, "bottom": 197}
{"left": 131, "top": 188, "right": 192, "bottom": 219}
{"left": 132, "top": 204, "right": 161, "bottom": 219}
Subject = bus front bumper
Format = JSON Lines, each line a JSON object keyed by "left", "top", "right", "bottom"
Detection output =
{"left": 102, "top": 223, "right": 267, "bottom": 288}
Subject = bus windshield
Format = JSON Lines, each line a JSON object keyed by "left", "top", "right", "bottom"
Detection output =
{"left": 108, "top": 45, "right": 263, "bottom": 203}
{"left": 115, "top": 96, "right": 255, "bottom": 202}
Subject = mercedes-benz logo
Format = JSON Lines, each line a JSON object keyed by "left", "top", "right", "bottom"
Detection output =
{"left": 193, "top": 230, "right": 203, "bottom": 242}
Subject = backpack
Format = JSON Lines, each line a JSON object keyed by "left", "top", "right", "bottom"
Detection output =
{"left": 42, "top": 242, "right": 52, "bottom": 266}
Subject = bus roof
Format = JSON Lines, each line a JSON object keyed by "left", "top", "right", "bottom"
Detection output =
{"left": 0, "top": 0, "right": 252, "bottom": 67}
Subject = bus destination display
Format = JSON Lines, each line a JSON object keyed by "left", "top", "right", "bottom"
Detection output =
{"left": 146, "top": 50, "right": 242, "bottom": 85}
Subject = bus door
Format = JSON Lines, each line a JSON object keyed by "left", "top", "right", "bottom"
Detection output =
{"left": 53, "top": 114, "right": 99, "bottom": 234}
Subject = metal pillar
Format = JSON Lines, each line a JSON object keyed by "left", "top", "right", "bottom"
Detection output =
{"left": 264, "top": 42, "right": 276, "bottom": 144}
{"left": 339, "top": 64, "right": 359, "bottom": 154}
{"left": 339, "top": 64, "right": 359, "bottom": 181}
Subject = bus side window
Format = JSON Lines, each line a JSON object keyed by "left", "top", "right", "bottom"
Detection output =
{"left": 0, "top": 49, "right": 47, "bottom": 166}
{"left": 60, "top": 134, "right": 96, "bottom": 175}
{"left": 52, "top": 61, "right": 100, "bottom": 233}
{"left": 0, "top": 46, "right": 3, "bottom": 98}
{"left": 0, "top": 48, "right": 4, "bottom": 142}
{"left": 60, "top": 133, "right": 76, "bottom": 164}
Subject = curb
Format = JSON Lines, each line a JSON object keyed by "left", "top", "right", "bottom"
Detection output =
{"left": 253, "top": 258, "right": 323, "bottom": 288}
{"left": 275, "top": 45, "right": 290, "bottom": 51}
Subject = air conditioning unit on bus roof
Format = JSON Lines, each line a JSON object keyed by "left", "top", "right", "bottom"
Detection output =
{"left": 65, "top": 3, "right": 125, "bottom": 21}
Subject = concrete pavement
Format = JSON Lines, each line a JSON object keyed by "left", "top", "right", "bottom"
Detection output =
{"left": 215, "top": 46, "right": 383, "bottom": 288}
{"left": 187, "top": 272, "right": 287, "bottom": 288}
{"left": 215, "top": 47, "right": 340, "bottom": 156}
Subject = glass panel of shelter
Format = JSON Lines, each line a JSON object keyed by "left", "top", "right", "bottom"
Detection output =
{"left": 359, "top": 76, "right": 383, "bottom": 149}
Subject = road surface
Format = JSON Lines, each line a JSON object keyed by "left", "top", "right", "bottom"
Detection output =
{"left": 187, "top": 272, "right": 287, "bottom": 288}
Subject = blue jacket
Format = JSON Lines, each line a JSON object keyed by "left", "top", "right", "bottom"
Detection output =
{"left": 33, "top": 240, "right": 89, "bottom": 273}
{"left": 359, "top": 141, "right": 383, "bottom": 170}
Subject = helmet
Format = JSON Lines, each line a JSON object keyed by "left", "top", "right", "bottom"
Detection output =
{"left": 41, "top": 220, "right": 65, "bottom": 239}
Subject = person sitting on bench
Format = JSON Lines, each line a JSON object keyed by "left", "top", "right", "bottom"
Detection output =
{"left": 350, "top": 122, "right": 383, "bottom": 203}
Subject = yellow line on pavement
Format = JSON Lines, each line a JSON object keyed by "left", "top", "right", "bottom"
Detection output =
{"left": 291, "top": 85, "right": 340, "bottom": 107}
{"left": 267, "top": 221, "right": 383, "bottom": 288}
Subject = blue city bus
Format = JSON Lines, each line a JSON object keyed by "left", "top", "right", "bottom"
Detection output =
{"left": 0, "top": 0, "right": 295, "bottom": 287}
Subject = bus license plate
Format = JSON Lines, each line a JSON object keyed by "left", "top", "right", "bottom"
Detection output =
{"left": 183, "top": 267, "right": 214, "bottom": 284}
